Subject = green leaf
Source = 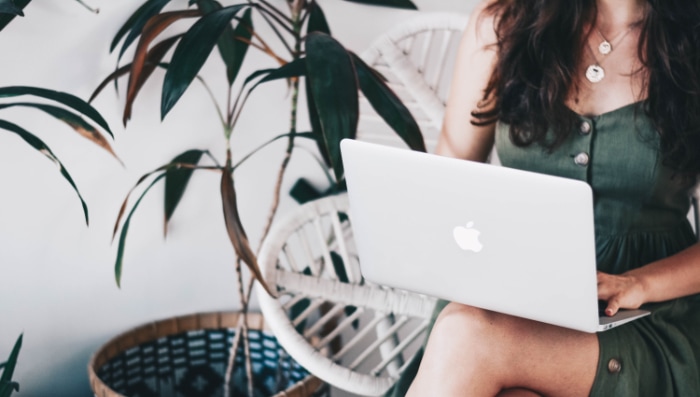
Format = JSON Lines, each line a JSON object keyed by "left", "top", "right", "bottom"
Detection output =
{"left": 352, "top": 53, "right": 425, "bottom": 152}
{"left": 289, "top": 178, "right": 322, "bottom": 204}
{"left": 340, "top": 0, "right": 417, "bottom": 9}
{"left": 164, "top": 149, "right": 205, "bottom": 234}
{"left": 196, "top": 0, "right": 253, "bottom": 86}
{"left": 290, "top": 298, "right": 311, "bottom": 333}
{"left": 111, "top": 0, "right": 171, "bottom": 61}
{"left": 246, "top": 58, "right": 306, "bottom": 93}
{"left": 0, "top": 382, "right": 20, "bottom": 397}
{"left": 0, "top": 0, "right": 23, "bottom": 16}
{"left": 330, "top": 252, "right": 359, "bottom": 329}
{"left": 161, "top": 4, "right": 248, "bottom": 119}
{"left": 0, "top": 119, "right": 89, "bottom": 225}
{"left": 331, "top": 251, "right": 349, "bottom": 283}
{"left": 0, "top": 86, "right": 113, "bottom": 138}
{"left": 0, "top": 334, "right": 22, "bottom": 397}
{"left": 231, "top": 131, "right": 315, "bottom": 172}
{"left": 307, "top": 2, "right": 330, "bottom": 35}
{"left": 296, "top": 24, "right": 338, "bottom": 177}
{"left": 305, "top": 32, "right": 359, "bottom": 183}
{"left": 242, "top": 58, "right": 306, "bottom": 89}
{"left": 0, "top": 334, "right": 21, "bottom": 382}
{"left": 114, "top": 172, "right": 167, "bottom": 287}
{"left": 305, "top": 76, "right": 330, "bottom": 167}
{"left": 112, "top": 159, "right": 184, "bottom": 240}
{"left": 0, "top": 0, "right": 29, "bottom": 32}
{"left": 0, "top": 102, "right": 118, "bottom": 159}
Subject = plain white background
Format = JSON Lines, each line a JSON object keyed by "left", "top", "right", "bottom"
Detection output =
{"left": 0, "top": 0, "right": 479, "bottom": 395}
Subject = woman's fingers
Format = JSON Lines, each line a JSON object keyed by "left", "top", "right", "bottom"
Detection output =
{"left": 596, "top": 271, "right": 614, "bottom": 300}
{"left": 596, "top": 271, "right": 644, "bottom": 316}
{"left": 604, "top": 296, "right": 621, "bottom": 316}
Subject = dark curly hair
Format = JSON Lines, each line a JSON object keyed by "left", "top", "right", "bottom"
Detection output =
{"left": 473, "top": 0, "right": 700, "bottom": 174}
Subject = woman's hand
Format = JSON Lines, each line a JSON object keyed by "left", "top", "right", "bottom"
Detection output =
{"left": 597, "top": 271, "right": 648, "bottom": 316}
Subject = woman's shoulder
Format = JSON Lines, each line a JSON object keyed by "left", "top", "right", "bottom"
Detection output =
{"left": 465, "top": 0, "right": 499, "bottom": 50}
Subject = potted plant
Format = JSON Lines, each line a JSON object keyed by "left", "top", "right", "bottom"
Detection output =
{"left": 87, "top": 0, "right": 424, "bottom": 396}
{"left": 0, "top": 0, "right": 114, "bottom": 393}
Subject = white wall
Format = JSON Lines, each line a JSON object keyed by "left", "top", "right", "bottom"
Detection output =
{"left": 0, "top": 0, "right": 479, "bottom": 395}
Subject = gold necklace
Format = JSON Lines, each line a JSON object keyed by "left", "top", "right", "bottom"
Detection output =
{"left": 585, "top": 26, "right": 635, "bottom": 83}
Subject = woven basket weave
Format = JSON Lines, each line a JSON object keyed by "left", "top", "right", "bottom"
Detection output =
{"left": 88, "top": 311, "right": 326, "bottom": 397}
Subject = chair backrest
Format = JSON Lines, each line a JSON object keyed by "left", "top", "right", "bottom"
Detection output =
{"left": 357, "top": 12, "right": 469, "bottom": 153}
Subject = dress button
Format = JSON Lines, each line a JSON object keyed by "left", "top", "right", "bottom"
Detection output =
{"left": 608, "top": 358, "right": 622, "bottom": 374}
{"left": 574, "top": 152, "right": 590, "bottom": 166}
{"left": 580, "top": 121, "right": 592, "bottom": 135}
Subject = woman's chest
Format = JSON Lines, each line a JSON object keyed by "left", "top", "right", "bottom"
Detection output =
{"left": 494, "top": 106, "right": 681, "bottom": 203}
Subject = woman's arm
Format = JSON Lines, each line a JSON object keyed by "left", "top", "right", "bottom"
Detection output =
{"left": 434, "top": 0, "right": 499, "bottom": 161}
{"left": 598, "top": 242, "right": 700, "bottom": 315}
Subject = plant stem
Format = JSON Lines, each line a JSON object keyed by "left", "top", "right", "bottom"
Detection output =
{"left": 223, "top": 313, "right": 242, "bottom": 397}
{"left": 240, "top": 86, "right": 300, "bottom": 324}
{"left": 222, "top": 144, "right": 255, "bottom": 396}
{"left": 195, "top": 75, "right": 227, "bottom": 132}
{"left": 239, "top": 261, "right": 254, "bottom": 397}
{"left": 253, "top": 6, "right": 295, "bottom": 57}
{"left": 236, "top": 36, "right": 287, "bottom": 65}
{"left": 223, "top": 257, "right": 254, "bottom": 397}
{"left": 224, "top": 4, "right": 304, "bottom": 395}
{"left": 74, "top": 0, "right": 99, "bottom": 13}
{"left": 258, "top": 78, "right": 299, "bottom": 243}
{"left": 226, "top": 84, "right": 233, "bottom": 127}
{"left": 255, "top": 1, "right": 303, "bottom": 258}
{"left": 256, "top": 0, "right": 294, "bottom": 25}
{"left": 254, "top": 0, "right": 304, "bottom": 254}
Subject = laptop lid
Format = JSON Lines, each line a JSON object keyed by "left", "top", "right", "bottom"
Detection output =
{"left": 341, "top": 139, "right": 604, "bottom": 333}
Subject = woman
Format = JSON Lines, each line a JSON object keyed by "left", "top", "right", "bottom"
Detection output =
{"left": 392, "top": 0, "right": 700, "bottom": 396}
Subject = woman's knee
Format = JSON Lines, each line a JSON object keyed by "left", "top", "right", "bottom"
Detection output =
{"left": 419, "top": 303, "right": 508, "bottom": 387}
{"left": 432, "top": 302, "right": 495, "bottom": 340}
{"left": 497, "top": 388, "right": 542, "bottom": 397}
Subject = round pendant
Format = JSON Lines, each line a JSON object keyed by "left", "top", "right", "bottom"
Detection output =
{"left": 598, "top": 40, "right": 612, "bottom": 55}
{"left": 586, "top": 64, "right": 605, "bottom": 83}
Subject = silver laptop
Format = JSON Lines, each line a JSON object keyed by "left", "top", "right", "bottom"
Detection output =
{"left": 340, "top": 139, "right": 650, "bottom": 333}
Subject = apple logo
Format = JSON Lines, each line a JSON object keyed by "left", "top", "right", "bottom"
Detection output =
{"left": 453, "top": 221, "right": 483, "bottom": 252}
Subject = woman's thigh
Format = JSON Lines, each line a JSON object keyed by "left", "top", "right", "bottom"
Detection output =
{"left": 497, "top": 389, "right": 541, "bottom": 397}
{"left": 410, "top": 302, "right": 599, "bottom": 396}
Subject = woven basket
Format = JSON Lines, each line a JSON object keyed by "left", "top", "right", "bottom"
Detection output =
{"left": 88, "top": 311, "right": 326, "bottom": 397}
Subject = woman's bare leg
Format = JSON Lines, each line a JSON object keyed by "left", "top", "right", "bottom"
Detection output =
{"left": 406, "top": 303, "right": 599, "bottom": 397}
{"left": 496, "top": 389, "right": 542, "bottom": 397}
{"left": 496, "top": 389, "right": 541, "bottom": 397}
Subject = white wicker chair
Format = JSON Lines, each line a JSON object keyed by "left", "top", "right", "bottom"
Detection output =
{"left": 255, "top": 14, "right": 469, "bottom": 396}
{"left": 255, "top": 10, "right": 700, "bottom": 397}
{"left": 357, "top": 12, "right": 468, "bottom": 153}
{"left": 256, "top": 193, "right": 436, "bottom": 396}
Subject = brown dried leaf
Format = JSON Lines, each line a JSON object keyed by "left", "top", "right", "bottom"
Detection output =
{"left": 90, "top": 34, "right": 183, "bottom": 104}
{"left": 123, "top": 10, "right": 200, "bottom": 125}
{"left": 220, "top": 153, "right": 274, "bottom": 296}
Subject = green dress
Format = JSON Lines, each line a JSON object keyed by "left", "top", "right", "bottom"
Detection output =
{"left": 384, "top": 102, "right": 700, "bottom": 396}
